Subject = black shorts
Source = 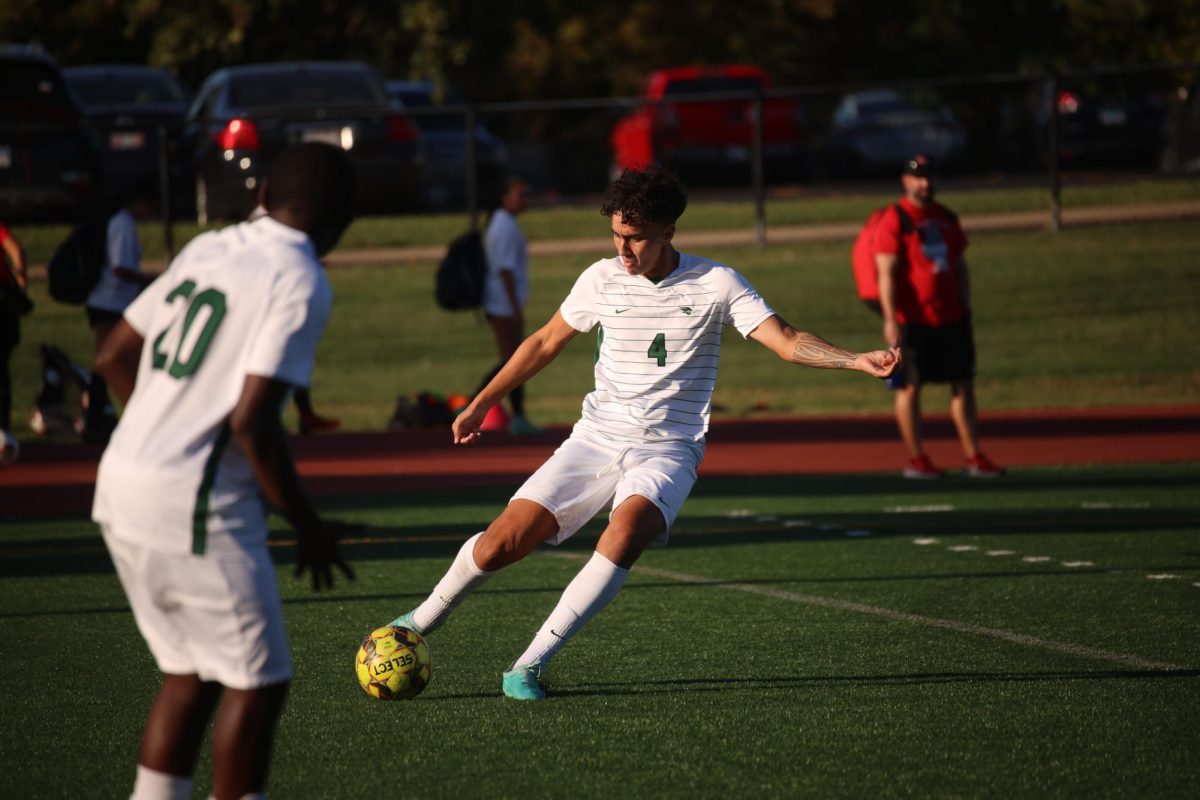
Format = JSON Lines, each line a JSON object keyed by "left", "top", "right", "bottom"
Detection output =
{"left": 86, "top": 307, "right": 124, "bottom": 328}
{"left": 899, "top": 315, "right": 976, "bottom": 385}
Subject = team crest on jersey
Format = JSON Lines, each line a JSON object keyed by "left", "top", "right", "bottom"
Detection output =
{"left": 680, "top": 306, "right": 693, "bottom": 315}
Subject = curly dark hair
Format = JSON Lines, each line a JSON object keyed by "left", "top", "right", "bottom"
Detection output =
{"left": 600, "top": 166, "right": 688, "bottom": 226}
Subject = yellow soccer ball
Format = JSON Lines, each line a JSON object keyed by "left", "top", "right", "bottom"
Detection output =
{"left": 355, "top": 625, "right": 432, "bottom": 700}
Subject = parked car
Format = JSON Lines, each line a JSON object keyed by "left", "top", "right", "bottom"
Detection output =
{"left": 63, "top": 64, "right": 192, "bottom": 211}
{"left": 183, "top": 61, "right": 425, "bottom": 223}
{"left": 610, "top": 64, "right": 805, "bottom": 182}
{"left": 386, "top": 80, "right": 508, "bottom": 210}
{"left": 0, "top": 45, "right": 98, "bottom": 221}
{"left": 1034, "top": 81, "right": 1164, "bottom": 167}
{"left": 819, "top": 89, "right": 967, "bottom": 178}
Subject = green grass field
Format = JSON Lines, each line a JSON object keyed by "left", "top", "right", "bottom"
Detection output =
{"left": 9, "top": 214, "right": 1198, "bottom": 436}
{"left": 1, "top": 463, "right": 1196, "bottom": 798}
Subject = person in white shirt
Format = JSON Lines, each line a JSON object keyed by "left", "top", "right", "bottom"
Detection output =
{"left": 478, "top": 175, "right": 542, "bottom": 434}
{"left": 92, "top": 143, "right": 358, "bottom": 800}
{"left": 387, "top": 166, "right": 901, "bottom": 701}
{"left": 82, "top": 183, "right": 159, "bottom": 442}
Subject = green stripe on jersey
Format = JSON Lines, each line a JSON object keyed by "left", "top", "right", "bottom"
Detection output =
{"left": 192, "top": 423, "right": 232, "bottom": 555}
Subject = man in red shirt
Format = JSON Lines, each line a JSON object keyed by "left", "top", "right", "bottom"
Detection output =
{"left": 874, "top": 155, "right": 1002, "bottom": 478}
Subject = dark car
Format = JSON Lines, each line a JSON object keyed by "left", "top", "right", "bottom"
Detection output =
{"left": 0, "top": 45, "right": 98, "bottom": 221}
{"left": 63, "top": 64, "right": 192, "bottom": 211}
{"left": 1034, "top": 82, "right": 1164, "bottom": 167}
{"left": 819, "top": 89, "right": 967, "bottom": 178}
{"left": 184, "top": 61, "right": 425, "bottom": 223}
{"left": 385, "top": 80, "right": 508, "bottom": 210}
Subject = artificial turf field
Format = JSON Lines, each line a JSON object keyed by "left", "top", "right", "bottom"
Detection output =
{"left": 2, "top": 462, "right": 1197, "bottom": 798}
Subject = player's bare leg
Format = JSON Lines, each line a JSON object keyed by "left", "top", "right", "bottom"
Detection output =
{"left": 949, "top": 379, "right": 979, "bottom": 459}
{"left": 894, "top": 384, "right": 923, "bottom": 458}
{"left": 138, "top": 673, "right": 221, "bottom": 777}
{"left": 505, "top": 496, "right": 666, "bottom": 700}
{"left": 394, "top": 500, "right": 559, "bottom": 634}
{"left": 209, "top": 682, "right": 289, "bottom": 800}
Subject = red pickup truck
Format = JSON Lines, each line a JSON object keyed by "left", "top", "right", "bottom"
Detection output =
{"left": 609, "top": 64, "right": 805, "bottom": 179}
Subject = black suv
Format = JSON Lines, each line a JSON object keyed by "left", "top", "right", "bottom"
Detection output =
{"left": 183, "top": 61, "right": 426, "bottom": 223}
{"left": 0, "top": 45, "right": 98, "bottom": 221}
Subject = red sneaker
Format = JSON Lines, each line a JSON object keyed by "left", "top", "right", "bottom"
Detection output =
{"left": 964, "top": 453, "right": 1004, "bottom": 478}
{"left": 902, "top": 454, "right": 944, "bottom": 479}
{"left": 299, "top": 411, "right": 341, "bottom": 435}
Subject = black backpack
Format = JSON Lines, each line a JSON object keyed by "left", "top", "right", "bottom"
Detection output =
{"left": 434, "top": 229, "right": 487, "bottom": 311}
{"left": 48, "top": 214, "right": 109, "bottom": 304}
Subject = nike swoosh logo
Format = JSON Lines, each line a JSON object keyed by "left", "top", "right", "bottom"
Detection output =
{"left": 614, "top": 308, "right": 628, "bottom": 314}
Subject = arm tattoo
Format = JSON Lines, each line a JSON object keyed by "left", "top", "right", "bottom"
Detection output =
{"left": 790, "top": 332, "right": 855, "bottom": 369}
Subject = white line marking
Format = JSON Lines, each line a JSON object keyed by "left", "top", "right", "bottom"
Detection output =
{"left": 846, "top": 530, "right": 871, "bottom": 538}
{"left": 782, "top": 520, "right": 812, "bottom": 528}
{"left": 913, "top": 538, "right": 940, "bottom": 546}
{"left": 985, "top": 550, "right": 1017, "bottom": 557}
{"left": 1147, "top": 574, "right": 1181, "bottom": 581}
{"left": 947, "top": 545, "right": 978, "bottom": 552}
{"left": 725, "top": 509, "right": 755, "bottom": 518}
{"left": 886, "top": 504, "right": 954, "bottom": 513}
{"left": 818, "top": 524, "right": 841, "bottom": 531}
{"left": 1022, "top": 556, "right": 1053, "bottom": 563}
{"left": 754, "top": 515, "right": 778, "bottom": 523}
{"left": 542, "top": 553, "right": 1186, "bottom": 672}
{"left": 1081, "top": 502, "right": 1151, "bottom": 510}
{"left": 1061, "top": 561, "right": 1095, "bottom": 568}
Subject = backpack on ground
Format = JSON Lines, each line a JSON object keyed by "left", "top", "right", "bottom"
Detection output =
{"left": 47, "top": 214, "right": 109, "bottom": 304}
{"left": 851, "top": 203, "right": 912, "bottom": 303}
{"left": 434, "top": 229, "right": 487, "bottom": 311}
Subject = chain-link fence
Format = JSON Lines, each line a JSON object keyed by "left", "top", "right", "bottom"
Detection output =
{"left": 2, "top": 63, "right": 1196, "bottom": 248}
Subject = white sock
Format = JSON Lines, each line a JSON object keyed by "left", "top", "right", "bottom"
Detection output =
{"left": 511, "top": 551, "right": 629, "bottom": 670}
{"left": 130, "top": 765, "right": 192, "bottom": 800}
{"left": 410, "top": 532, "right": 493, "bottom": 634}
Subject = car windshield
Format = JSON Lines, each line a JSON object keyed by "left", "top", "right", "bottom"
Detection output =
{"left": 68, "top": 73, "right": 187, "bottom": 107}
{"left": 663, "top": 77, "right": 764, "bottom": 97}
{"left": 230, "top": 70, "right": 385, "bottom": 109}
{"left": 391, "top": 88, "right": 466, "bottom": 131}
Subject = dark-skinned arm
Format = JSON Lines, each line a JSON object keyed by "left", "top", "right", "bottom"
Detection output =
{"left": 229, "top": 375, "right": 356, "bottom": 591}
{"left": 93, "top": 318, "right": 144, "bottom": 406}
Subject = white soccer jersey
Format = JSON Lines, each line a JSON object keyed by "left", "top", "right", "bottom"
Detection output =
{"left": 92, "top": 216, "right": 333, "bottom": 556}
{"left": 560, "top": 253, "right": 775, "bottom": 444}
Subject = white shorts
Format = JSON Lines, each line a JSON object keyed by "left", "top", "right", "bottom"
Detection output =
{"left": 512, "top": 428, "right": 704, "bottom": 546}
{"left": 102, "top": 527, "right": 292, "bottom": 690}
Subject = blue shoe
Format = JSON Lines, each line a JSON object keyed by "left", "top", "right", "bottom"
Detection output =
{"left": 389, "top": 610, "right": 421, "bottom": 633}
{"left": 502, "top": 665, "right": 546, "bottom": 700}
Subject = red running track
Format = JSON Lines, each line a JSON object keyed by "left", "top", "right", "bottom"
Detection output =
{"left": 2, "top": 405, "right": 1198, "bottom": 519}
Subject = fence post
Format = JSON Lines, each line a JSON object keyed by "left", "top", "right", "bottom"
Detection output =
{"left": 751, "top": 93, "right": 766, "bottom": 247}
{"left": 466, "top": 105, "right": 479, "bottom": 230}
{"left": 158, "top": 124, "right": 174, "bottom": 260}
{"left": 1048, "top": 71, "right": 1062, "bottom": 232}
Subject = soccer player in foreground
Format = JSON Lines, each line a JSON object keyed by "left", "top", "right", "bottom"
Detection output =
{"left": 92, "top": 143, "right": 357, "bottom": 799}
{"left": 389, "top": 166, "right": 900, "bottom": 700}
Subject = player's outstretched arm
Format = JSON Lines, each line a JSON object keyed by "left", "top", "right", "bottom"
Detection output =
{"left": 230, "top": 375, "right": 357, "bottom": 591}
{"left": 748, "top": 315, "right": 901, "bottom": 377}
{"left": 94, "top": 318, "right": 145, "bottom": 406}
{"left": 452, "top": 310, "right": 579, "bottom": 445}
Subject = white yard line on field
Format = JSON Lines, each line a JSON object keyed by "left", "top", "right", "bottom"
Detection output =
{"left": 542, "top": 552, "right": 1187, "bottom": 672}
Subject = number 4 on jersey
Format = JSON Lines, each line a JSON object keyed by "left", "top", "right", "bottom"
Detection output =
{"left": 152, "top": 280, "right": 228, "bottom": 378}
{"left": 647, "top": 332, "right": 667, "bottom": 367}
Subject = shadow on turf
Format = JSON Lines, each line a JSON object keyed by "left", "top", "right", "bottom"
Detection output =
{"left": 539, "top": 668, "right": 1200, "bottom": 699}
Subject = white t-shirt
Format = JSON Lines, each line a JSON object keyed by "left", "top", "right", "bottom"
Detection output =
{"left": 482, "top": 208, "right": 528, "bottom": 316}
{"left": 559, "top": 253, "right": 775, "bottom": 444}
{"left": 92, "top": 216, "right": 333, "bottom": 555}
{"left": 86, "top": 209, "right": 144, "bottom": 313}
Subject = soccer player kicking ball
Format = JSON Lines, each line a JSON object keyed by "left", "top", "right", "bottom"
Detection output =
{"left": 388, "top": 167, "right": 900, "bottom": 700}
{"left": 92, "top": 143, "right": 357, "bottom": 800}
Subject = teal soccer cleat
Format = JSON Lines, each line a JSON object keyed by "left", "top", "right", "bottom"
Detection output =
{"left": 389, "top": 610, "right": 420, "bottom": 633}
{"left": 502, "top": 665, "right": 546, "bottom": 700}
